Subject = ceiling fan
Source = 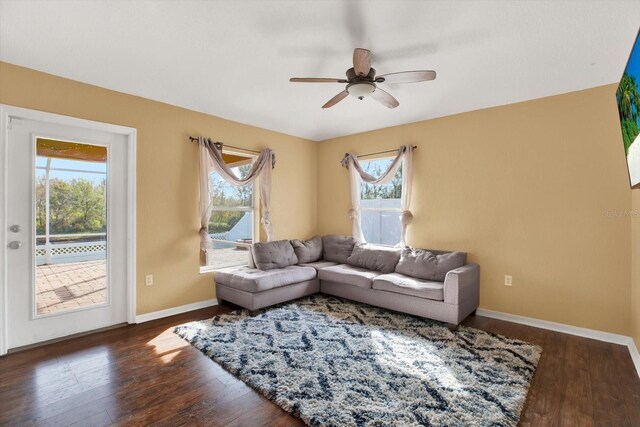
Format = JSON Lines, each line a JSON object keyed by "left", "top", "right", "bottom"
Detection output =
{"left": 290, "top": 48, "right": 436, "bottom": 109}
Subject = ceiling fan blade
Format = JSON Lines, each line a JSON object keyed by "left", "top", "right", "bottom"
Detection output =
{"left": 290, "top": 78, "right": 348, "bottom": 83}
{"left": 322, "top": 90, "right": 349, "bottom": 109}
{"left": 371, "top": 87, "right": 399, "bottom": 109}
{"left": 376, "top": 70, "right": 437, "bottom": 84}
{"left": 353, "top": 48, "right": 371, "bottom": 76}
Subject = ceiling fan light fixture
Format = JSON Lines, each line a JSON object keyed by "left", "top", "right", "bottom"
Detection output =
{"left": 289, "top": 49, "right": 433, "bottom": 108}
{"left": 346, "top": 82, "right": 376, "bottom": 100}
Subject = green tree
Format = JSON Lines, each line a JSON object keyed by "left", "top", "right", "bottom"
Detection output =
{"left": 209, "top": 165, "right": 253, "bottom": 208}
{"left": 233, "top": 164, "right": 253, "bottom": 206}
{"left": 209, "top": 211, "right": 244, "bottom": 233}
{"left": 616, "top": 72, "right": 640, "bottom": 154}
{"left": 361, "top": 160, "right": 402, "bottom": 200}
{"left": 210, "top": 176, "right": 227, "bottom": 206}
{"left": 35, "top": 176, "right": 46, "bottom": 235}
{"left": 36, "top": 177, "right": 107, "bottom": 235}
{"left": 618, "top": 73, "right": 639, "bottom": 122}
{"left": 49, "top": 179, "right": 74, "bottom": 232}
{"left": 207, "top": 164, "right": 253, "bottom": 235}
{"left": 72, "top": 179, "right": 105, "bottom": 231}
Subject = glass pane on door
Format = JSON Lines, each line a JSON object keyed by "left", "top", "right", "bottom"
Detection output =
{"left": 34, "top": 138, "right": 108, "bottom": 316}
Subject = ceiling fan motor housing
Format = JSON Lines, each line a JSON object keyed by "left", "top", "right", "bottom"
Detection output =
{"left": 346, "top": 67, "right": 376, "bottom": 82}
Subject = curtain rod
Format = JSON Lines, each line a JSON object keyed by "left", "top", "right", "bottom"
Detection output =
{"left": 357, "top": 146, "right": 417, "bottom": 159}
{"left": 188, "top": 136, "right": 261, "bottom": 154}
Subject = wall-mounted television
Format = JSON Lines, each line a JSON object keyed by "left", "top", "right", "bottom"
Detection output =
{"left": 616, "top": 29, "right": 640, "bottom": 189}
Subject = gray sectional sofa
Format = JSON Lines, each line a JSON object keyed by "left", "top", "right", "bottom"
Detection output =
{"left": 214, "top": 235, "right": 480, "bottom": 328}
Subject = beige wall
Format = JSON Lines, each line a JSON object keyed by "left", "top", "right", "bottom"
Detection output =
{"left": 632, "top": 191, "right": 640, "bottom": 347}
{"left": 2, "top": 61, "right": 636, "bottom": 337}
{"left": 0, "top": 62, "right": 318, "bottom": 315}
{"left": 318, "top": 85, "right": 632, "bottom": 335}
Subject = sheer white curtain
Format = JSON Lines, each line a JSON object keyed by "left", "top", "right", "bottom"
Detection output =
{"left": 341, "top": 145, "right": 415, "bottom": 245}
{"left": 347, "top": 164, "right": 365, "bottom": 242}
{"left": 198, "top": 137, "right": 275, "bottom": 256}
{"left": 399, "top": 145, "right": 414, "bottom": 245}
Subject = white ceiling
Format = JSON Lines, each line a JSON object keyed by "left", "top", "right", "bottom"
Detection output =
{"left": 1, "top": 0, "right": 639, "bottom": 141}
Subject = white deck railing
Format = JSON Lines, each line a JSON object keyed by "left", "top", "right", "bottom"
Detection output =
{"left": 210, "top": 232, "right": 229, "bottom": 241}
{"left": 36, "top": 233, "right": 106, "bottom": 266}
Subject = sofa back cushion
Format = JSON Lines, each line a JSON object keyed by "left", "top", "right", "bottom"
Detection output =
{"left": 290, "top": 236, "right": 323, "bottom": 264}
{"left": 322, "top": 235, "right": 356, "bottom": 264}
{"left": 252, "top": 240, "right": 299, "bottom": 270}
{"left": 346, "top": 243, "right": 401, "bottom": 274}
{"left": 395, "top": 247, "right": 467, "bottom": 281}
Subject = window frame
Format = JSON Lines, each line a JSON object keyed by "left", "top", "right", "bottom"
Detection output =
{"left": 359, "top": 155, "right": 403, "bottom": 246}
{"left": 200, "top": 151, "right": 258, "bottom": 273}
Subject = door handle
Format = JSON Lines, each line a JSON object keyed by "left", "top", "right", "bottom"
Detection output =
{"left": 8, "top": 241, "right": 22, "bottom": 250}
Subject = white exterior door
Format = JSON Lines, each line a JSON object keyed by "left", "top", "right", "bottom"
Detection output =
{"left": 1, "top": 107, "right": 135, "bottom": 352}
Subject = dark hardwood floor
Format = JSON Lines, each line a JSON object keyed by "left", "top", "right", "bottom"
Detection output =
{"left": 1, "top": 303, "right": 639, "bottom": 426}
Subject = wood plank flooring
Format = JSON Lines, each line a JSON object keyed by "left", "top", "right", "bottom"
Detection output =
{"left": 1, "top": 303, "right": 638, "bottom": 426}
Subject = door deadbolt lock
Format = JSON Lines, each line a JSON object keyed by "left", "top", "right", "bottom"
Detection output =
{"left": 8, "top": 241, "right": 22, "bottom": 250}
{"left": 9, "top": 225, "right": 20, "bottom": 232}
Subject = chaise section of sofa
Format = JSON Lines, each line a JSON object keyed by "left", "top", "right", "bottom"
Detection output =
{"left": 215, "top": 264, "right": 319, "bottom": 314}
{"left": 214, "top": 240, "right": 320, "bottom": 314}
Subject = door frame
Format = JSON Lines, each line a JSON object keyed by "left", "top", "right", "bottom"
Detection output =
{"left": 0, "top": 105, "right": 137, "bottom": 355}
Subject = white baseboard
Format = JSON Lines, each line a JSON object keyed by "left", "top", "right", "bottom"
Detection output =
{"left": 135, "top": 299, "right": 218, "bottom": 323}
{"left": 629, "top": 339, "right": 640, "bottom": 379}
{"left": 476, "top": 308, "right": 631, "bottom": 344}
{"left": 476, "top": 308, "right": 640, "bottom": 378}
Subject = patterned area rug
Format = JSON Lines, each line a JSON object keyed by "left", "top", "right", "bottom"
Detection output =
{"left": 175, "top": 295, "right": 541, "bottom": 426}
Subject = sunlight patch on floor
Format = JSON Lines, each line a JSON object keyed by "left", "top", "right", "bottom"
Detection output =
{"left": 370, "top": 330, "right": 466, "bottom": 392}
{"left": 147, "top": 328, "right": 190, "bottom": 364}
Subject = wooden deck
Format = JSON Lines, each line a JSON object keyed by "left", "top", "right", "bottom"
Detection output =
{"left": 0, "top": 303, "right": 638, "bottom": 426}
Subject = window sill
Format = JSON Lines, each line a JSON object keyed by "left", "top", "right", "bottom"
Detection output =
{"left": 364, "top": 242, "right": 401, "bottom": 248}
{"left": 200, "top": 264, "right": 248, "bottom": 274}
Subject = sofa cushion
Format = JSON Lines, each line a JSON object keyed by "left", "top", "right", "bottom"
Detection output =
{"left": 373, "top": 273, "right": 444, "bottom": 301}
{"left": 395, "top": 248, "right": 467, "bottom": 281}
{"left": 214, "top": 265, "right": 316, "bottom": 293}
{"left": 322, "top": 235, "right": 356, "bottom": 264}
{"left": 346, "top": 243, "right": 401, "bottom": 274}
{"left": 298, "top": 260, "right": 339, "bottom": 271}
{"left": 317, "top": 264, "right": 381, "bottom": 289}
{"left": 290, "top": 236, "right": 323, "bottom": 264}
{"left": 252, "top": 240, "right": 298, "bottom": 270}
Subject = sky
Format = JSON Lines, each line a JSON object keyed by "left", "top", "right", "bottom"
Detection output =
{"left": 36, "top": 156, "right": 106, "bottom": 185}
{"left": 210, "top": 165, "right": 253, "bottom": 203}
{"left": 624, "top": 31, "right": 640, "bottom": 82}
{"left": 360, "top": 157, "right": 401, "bottom": 198}
{"left": 621, "top": 32, "right": 640, "bottom": 186}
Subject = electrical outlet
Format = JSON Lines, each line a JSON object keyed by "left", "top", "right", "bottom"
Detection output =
{"left": 145, "top": 274, "right": 153, "bottom": 286}
{"left": 504, "top": 275, "right": 512, "bottom": 286}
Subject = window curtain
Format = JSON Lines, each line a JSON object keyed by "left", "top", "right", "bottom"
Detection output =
{"left": 341, "top": 145, "right": 414, "bottom": 245}
{"left": 198, "top": 137, "right": 275, "bottom": 257}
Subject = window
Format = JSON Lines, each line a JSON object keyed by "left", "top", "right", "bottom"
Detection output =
{"left": 360, "top": 157, "right": 402, "bottom": 245}
{"left": 35, "top": 139, "right": 108, "bottom": 315}
{"left": 202, "top": 153, "right": 257, "bottom": 270}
